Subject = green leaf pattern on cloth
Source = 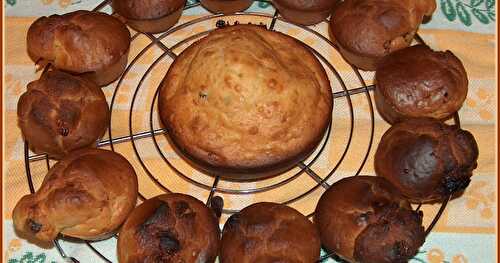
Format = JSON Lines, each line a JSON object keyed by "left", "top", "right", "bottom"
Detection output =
{"left": 7, "top": 252, "right": 57, "bottom": 263}
{"left": 441, "top": 0, "right": 496, "bottom": 25}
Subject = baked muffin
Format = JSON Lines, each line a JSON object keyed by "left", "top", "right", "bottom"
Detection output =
{"left": 315, "top": 176, "right": 425, "bottom": 263}
{"left": 158, "top": 24, "right": 333, "bottom": 180}
{"left": 117, "top": 193, "right": 220, "bottom": 263}
{"left": 220, "top": 202, "right": 321, "bottom": 263}
{"left": 12, "top": 149, "right": 138, "bottom": 243}
{"left": 272, "top": 0, "right": 339, "bottom": 25}
{"left": 201, "top": 0, "right": 253, "bottom": 14}
{"left": 17, "top": 70, "right": 110, "bottom": 159}
{"left": 330, "top": 0, "right": 436, "bottom": 71}
{"left": 375, "top": 45, "right": 468, "bottom": 124}
{"left": 112, "top": 0, "right": 186, "bottom": 33}
{"left": 375, "top": 118, "right": 479, "bottom": 203}
{"left": 27, "top": 10, "right": 131, "bottom": 86}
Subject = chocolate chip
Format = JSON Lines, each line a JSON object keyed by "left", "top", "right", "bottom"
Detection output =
{"left": 443, "top": 176, "right": 470, "bottom": 194}
{"left": 28, "top": 219, "right": 42, "bottom": 233}
{"left": 175, "top": 201, "right": 190, "bottom": 217}
{"left": 391, "top": 241, "right": 409, "bottom": 258}
{"left": 216, "top": 20, "right": 226, "bottom": 28}
{"left": 143, "top": 203, "right": 170, "bottom": 227}
{"left": 158, "top": 231, "right": 180, "bottom": 254}
{"left": 59, "top": 127, "right": 69, "bottom": 136}
{"left": 210, "top": 196, "right": 223, "bottom": 218}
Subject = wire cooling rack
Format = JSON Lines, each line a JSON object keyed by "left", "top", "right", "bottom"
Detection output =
{"left": 22, "top": 1, "right": 456, "bottom": 262}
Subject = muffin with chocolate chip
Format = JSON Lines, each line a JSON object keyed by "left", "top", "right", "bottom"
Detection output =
{"left": 220, "top": 202, "right": 321, "bottom": 263}
{"left": 375, "top": 45, "right": 468, "bottom": 124}
{"left": 315, "top": 176, "right": 425, "bottom": 263}
{"left": 17, "top": 70, "right": 110, "bottom": 159}
{"left": 117, "top": 193, "right": 220, "bottom": 263}
{"left": 330, "top": 0, "right": 436, "bottom": 70}
{"left": 375, "top": 118, "right": 479, "bottom": 203}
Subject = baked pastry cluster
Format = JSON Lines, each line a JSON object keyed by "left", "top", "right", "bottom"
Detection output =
{"left": 13, "top": 149, "right": 138, "bottom": 242}
{"left": 220, "top": 202, "right": 321, "bottom": 263}
{"left": 17, "top": 70, "right": 110, "bottom": 159}
{"left": 118, "top": 193, "right": 220, "bottom": 263}
{"left": 13, "top": 1, "right": 480, "bottom": 262}
{"left": 330, "top": 0, "right": 436, "bottom": 70}
{"left": 112, "top": 0, "right": 186, "bottom": 33}
{"left": 27, "top": 10, "right": 131, "bottom": 86}
{"left": 158, "top": 24, "right": 333, "bottom": 180}
{"left": 375, "top": 44, "right": 468, "bottom": 123}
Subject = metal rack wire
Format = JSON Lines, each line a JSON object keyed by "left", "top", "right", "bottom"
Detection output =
{"left": 22, "top": 1, "right": 454, "bottom": 262}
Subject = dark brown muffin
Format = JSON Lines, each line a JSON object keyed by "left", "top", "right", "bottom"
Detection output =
{"left": 27, "top": 10, "right": 131, "bottom": 86}
{"left": 220, "top": 202, "right": 320, "bottom": 263}
{"left": 17, "top": 70, "right": 110, "bottom": 159}
{"left": 118, "top": 193, "right": 220, "bottom": 263}
{"left": 13, "top": 149, "right": 138, "bottom": 243}
{"left": 375, "top": 45, "right": 468, "bottom": 124}
{"left": 158, "top": 24, "right": 333, "bottom": 180}
{"left": 315, "top": 176, "right": 425, "bottom": 263}
{"left": 112, "top": 0, "right": 186, "bottom": 33}
{"left": 201, "top": 0, "right": 253, "bottom": 14}
{"left": 272, "top": 0, "right": 339, "bottom": 25}
{"left": 375, "top": 118, "right": 479, "bottom": 203}
{"left": 330, "top": 0, "right": 436, "bottom": 71}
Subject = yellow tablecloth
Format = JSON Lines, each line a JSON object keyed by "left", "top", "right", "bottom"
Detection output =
{"left": 4, "top": 6, "right": 497, "bottom": 263}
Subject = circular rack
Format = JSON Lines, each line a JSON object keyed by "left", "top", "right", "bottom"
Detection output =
{"left": 22, "top": 0, "right": 455, "bottom": 262}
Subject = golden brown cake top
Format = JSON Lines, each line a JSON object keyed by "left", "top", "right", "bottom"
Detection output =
{"left": 112, "top": 0, "right": 186, "bottom": 20}
{"left": 158, "top": 24, "right": 333, "bottom": 176}
{"left": 27, "top": 10, "right": 131, "bottom": 73}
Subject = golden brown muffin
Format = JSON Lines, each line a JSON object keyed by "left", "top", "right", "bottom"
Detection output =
{"left": 375, "top": 118, "right": 479, "bottom": 203}
{"left": 158, "top": 24, "right": 333, "bottom": 180}
{"left": 27, "top": 10, "right": 131, "bottom": 86}
{"left": 112, "top": 0, "right": 186, "bottom": 33}
{"left": 201, "top": 0, "right": 253, "bottom": 14}
{"left": 220, "top": 202, "right": 321, "bottom": 263}
{"left": 315, "top": 176, "right": 425, "bottom": 263}
{"left": 330, "top": 0, "right": 436, "bottom": 71}
{"left": 273, "top": 0, "right": 339, "bottom": 25}
{"left": 117, "top": 193, "right": 220, "bottom": 263}
{"left": 12, "top": 149, "right": 138, "bottom": 243}
{"left": 375, "top": 45, "right": 468, "bottom": 124}
{"left": 17, "top": 70, "right": 110, "bottom": 159}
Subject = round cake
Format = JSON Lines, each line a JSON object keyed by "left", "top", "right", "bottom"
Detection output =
{"left": 158, "top": 24, "right": 333, "bottom": 179}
